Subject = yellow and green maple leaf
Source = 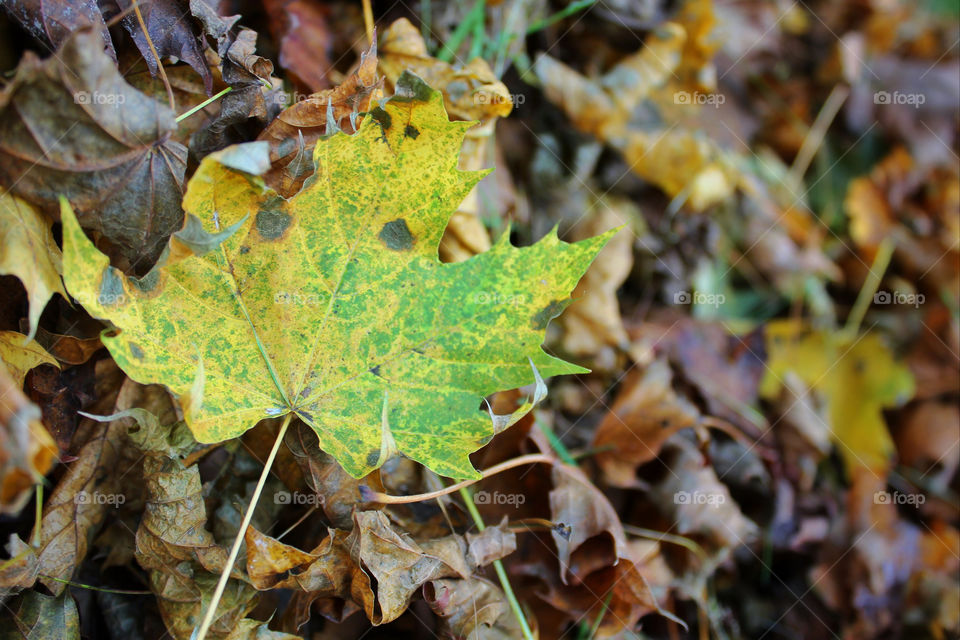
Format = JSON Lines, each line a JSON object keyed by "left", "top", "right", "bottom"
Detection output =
{"left": 62, "top": 73, "right": 610, "bottom": 479}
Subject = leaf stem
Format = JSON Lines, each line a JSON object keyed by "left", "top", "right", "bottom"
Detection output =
{"left": 458, "top": 486, "right": 535, "bottom": 640}
{"left": 176, "top": 87, "right": 233, "bottom": 123}
{"left": 31, "top": 483, "right": 42, "bottom": 547}
{"left": 194, "top": 412, "right": 293, "bottom": 640}
{"left": 361, "top": 453, "right": 555, "bottom": 504}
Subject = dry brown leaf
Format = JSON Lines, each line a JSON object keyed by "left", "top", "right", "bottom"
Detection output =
{"left": 593, "top": 358, "right": 701, "bottom": 488}
{"left": 246, "top": 510, "right": 516, "bottom": 625}
{"left": 647, "top": 437, "right": 758, "bottom": 549}
{"left": 0, "top": 30, "right": 187, "bottom": 270}
{"left": 561, "top": 198, "right": 634, "bottom": 358}
{"left": 424, "top": 576, "right": 524, "bottom": 639}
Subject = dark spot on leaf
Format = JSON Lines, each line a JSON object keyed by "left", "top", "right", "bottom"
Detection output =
{"left": 369, "top": 365, "right": 381, "bottom": 376}
{"left": 393, "top": 72, "right": 435, "bottom": 103}
{"left": 477, "top": 435, "right": 492, "bottom": 447}
{"left": 129, "top": 342, "right": 144, "bottom": 359}
{"left": 99, "top": 269, "right": 125, "bottom": 306}
{"left": 531, "top": 299, "right": 566, "bottom": 330}
{"left": 368, "top": 107, "right": 392, "bottom": 133}
{"left": 366, "top": 450, "right": 380, "bottom": 467}
{"left": 379, "top": 219, "right": 414, "bottom": 251}
{"left": 659, "top": 418, "right": 670, "bottom": 428}
{"left": 239, "top": 245, "right": 250, "bottom": 254}
{"left": 298, "top": 410, "right": 314, "bottom": 423}
{"left": 256, "top": 199, "right": 291, "bottom": 239}
{"left": 404, "top": 125, "right": 420, "bottom": 139}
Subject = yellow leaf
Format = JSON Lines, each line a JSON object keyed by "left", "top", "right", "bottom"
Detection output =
{"left": 0, "top": 331, "right": 58, "bottom": 387}
{"left": 761, "top": 320, "right": 915, "bottom": 474}
{"left": 0, "top": 192, "right": 66, "bottom": 340}
{"left": 62, "top": 74, "right": 610, "bottom": 479}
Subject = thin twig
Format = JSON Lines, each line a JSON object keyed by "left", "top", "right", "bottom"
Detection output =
{"left": 361, "top": 0, "right": 375, "bottom": 47}
{"left": 132, "top": 0, "right": 175, "bottom": 111}
{"left": 194, "top": 412, "right": 294, "bottom": 640}
{"left": 360, "top": 453, "right": 556, "bottom": 504}
{"left": 41, "top": 575, "right": 151, "bottom": 595}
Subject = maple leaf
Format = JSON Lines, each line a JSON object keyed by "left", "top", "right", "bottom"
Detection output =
{"left": 760, "top": 319, "right": 915, "bottom": 474}
{"left": 62, "top": 73, "right": 610, "bottom": 479}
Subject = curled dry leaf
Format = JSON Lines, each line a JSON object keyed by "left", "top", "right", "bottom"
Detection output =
{"left": 542, "top": 463, "right": 660, "bottom": 636}
{"left": 118, "top": 382, "right": 288, "bottom": 639}
{"left": 284, "top": 419, "right": 383, "bottom": 529}
{"left": 0, "top": 192, "right": 66, "bottom": 340}
{"left": 117, "top": 0, "right": 212, "bottom": 93}
{"left": 424, "top": 576, "right": 524, "bottom": 639}
{"left": 593, "top": 358, "right": 701, "bottom": 488}
{"left": 245, "top": 510, "right": 516, "bottom": 625}
{"left": 0, "top": 30, "right": 187, "bottom": 270}
{"left": 0, "top": 359, "right": 56, "bottom": 515}
{"left": 30, "top": 325, "right": 102, "bottom": 366}
{"left": 1, "top": 0, "right": 114, "bottom": 59}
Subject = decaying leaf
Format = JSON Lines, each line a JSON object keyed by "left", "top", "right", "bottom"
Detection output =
{"left": 0, "top": 192, "right": 66, "bottom": 340}
{"left": 117, "top": 0, "right": 212, "bottom": 93}
{"left": 62, "top": 73, "right": 609, "bottom": 479}
{"left": 424, "top": 577, "right": 524, "bottom": 639}
{"left": 593, "top": 358, "right": 701, "bottom": 487}
{"left": 31, "top": 365, "right": 135, "bottom": 594}
{"left": 0, "top": 358, "right": 56, "bottom": 514}
{"left": 0, "top": 30, "right": 187, "bottom": 269}
{"left": 1, "top": 0, "right": 114, "bottom": 59}
{"left": 245, "top": 510, "right": 516, "bottom": 625}
{"left": 0, "top": 589, "right": 79, "bottom": 639}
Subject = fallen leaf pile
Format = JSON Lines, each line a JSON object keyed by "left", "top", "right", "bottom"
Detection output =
{"left": 0, "top": 0, "right": 956, "bottom": 638}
